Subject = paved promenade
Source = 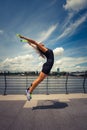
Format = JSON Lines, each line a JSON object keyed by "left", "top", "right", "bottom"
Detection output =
{"left": 0, "top": 93, "right": 87, "bottom": 130}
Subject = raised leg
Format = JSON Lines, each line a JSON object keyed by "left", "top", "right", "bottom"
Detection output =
{"left": 29, "top": 72, "right": 47, "bottom": 93}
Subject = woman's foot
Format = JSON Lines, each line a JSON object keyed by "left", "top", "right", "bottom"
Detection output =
{"left": 26, "top": 89, "right": 32, "bottom": 101}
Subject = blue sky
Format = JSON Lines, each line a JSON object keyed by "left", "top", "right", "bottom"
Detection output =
{"left": 0, "top": 0, "right": 87, "bottom": 72}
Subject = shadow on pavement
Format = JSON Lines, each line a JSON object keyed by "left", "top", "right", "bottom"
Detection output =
{"left": 32, "top": 100, "right": 68, "bottom": 110}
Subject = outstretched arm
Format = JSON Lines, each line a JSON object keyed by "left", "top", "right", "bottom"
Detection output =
{"left": 19, "top": 35, "right": 48, "bottom": 52}
{"left": 19, "top": 35, "right": 38, "bottom": 46}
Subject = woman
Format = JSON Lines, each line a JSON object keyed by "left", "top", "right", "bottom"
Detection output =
{"left": 19, "top": 35, "right": 54, "bottom": 101}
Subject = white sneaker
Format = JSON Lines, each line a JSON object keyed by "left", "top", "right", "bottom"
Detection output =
{"left": 26, "top": 90, "right": 32, "bottom": 101}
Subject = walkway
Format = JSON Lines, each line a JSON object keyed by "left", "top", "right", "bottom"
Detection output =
{"left": 0, "top": 93, "right": 87, "bottom": 130}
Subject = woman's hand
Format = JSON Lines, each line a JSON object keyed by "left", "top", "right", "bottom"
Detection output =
{"left": 19, "top": 35, "right": 24, "bottom": 39}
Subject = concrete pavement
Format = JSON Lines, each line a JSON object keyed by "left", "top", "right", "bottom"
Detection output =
{"left": 0, "top": 93, "right": 87, "bottom": 130}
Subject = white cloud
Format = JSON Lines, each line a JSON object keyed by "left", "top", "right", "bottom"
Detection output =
{"left": 53, "top": 56, "right": 87, "bottom": 72}
{"left": 55, "top": 60, "right": 63, "bottom": 66}
{"left": 48, "top": 0, "right": 57, "bottom": 7}
{"left": 0, "top": 50, "right": 87, "bottom": 72}
{"left": 0, "top": 30, "right": 4, "bottom": 34}
{"left": 4, "top": 55, "right": 33, "bottom": 63}
{"left": 0, "top": 54, "right": 34, "bottom": 71}
{"left": 56, "top": 13, "right": 87, "bottom": 40}
{"left": 38, "top": 24, "right": 58, "bottom": 42}
{"left": 23, "top": 44, "right": 31, "bottom": 49}
{"left": 75, "top": 65, "right": 81, "bottom": 69}
{"left": 63, "top": 0, "right": 87, "bottom": 12}
{"left": 53, "top": 47, "right": 64, "bottom": 56}
{"left": 22, "top": 43, "right": 34, "bottom": 52}
{"left": 62, "top": 0, "right": 87, "bottom": 31}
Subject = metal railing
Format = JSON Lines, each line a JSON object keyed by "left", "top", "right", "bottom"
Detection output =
{"left": 0, "top": 73, "right": 87, "bottom": 95}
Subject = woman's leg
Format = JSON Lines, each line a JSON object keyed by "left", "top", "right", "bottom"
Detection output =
{"left": 29, "top": 72, "right": 47, "bottom": 93}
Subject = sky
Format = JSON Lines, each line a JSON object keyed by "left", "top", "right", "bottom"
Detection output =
{"left": 0, "top": 0, "right": 87, "bottom": 72}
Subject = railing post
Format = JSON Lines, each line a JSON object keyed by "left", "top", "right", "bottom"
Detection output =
{"left": 65, "top": 72, "right": 69, "bottom": 94}
{"left": 46, "top": 76, "right": 49, "bottom": 95}
{"left": 83, "top": 71, "right": 86, "bottom": 93}
{"left": 4, "top": 72, "right": 7, "bottom": 95}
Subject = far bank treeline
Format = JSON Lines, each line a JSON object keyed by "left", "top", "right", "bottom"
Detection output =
{"left": 0, "top": 71, "right": 87, "bottom": 77}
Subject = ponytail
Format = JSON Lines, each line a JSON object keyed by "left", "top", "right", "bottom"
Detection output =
{"left": 30, "top": 43, "right": 45, "bottom": 59}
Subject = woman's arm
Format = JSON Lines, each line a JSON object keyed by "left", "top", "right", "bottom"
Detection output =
{"left": 19, "top": 35, "right": 48, "bottom": 52}
{"left": 19, "top": 35, "right": 38, "bottom": 46}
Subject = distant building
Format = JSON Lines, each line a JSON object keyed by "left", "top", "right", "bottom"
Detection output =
{"left": 57, "top": 68, "right": 60, "bottom": 73}
{"left": 57, "top": 68, "right": 60, "bottom": 76}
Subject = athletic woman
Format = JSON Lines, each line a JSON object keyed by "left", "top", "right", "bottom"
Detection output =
{"left": 19, "top": 35, "right": 54, "bottom": 100}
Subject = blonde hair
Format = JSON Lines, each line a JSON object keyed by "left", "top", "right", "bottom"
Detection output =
{"left": 36, "top": 47, "right": 45, "bottom": 58}
{"left": 30, "top": 43, "right": 45, "bottom": 58}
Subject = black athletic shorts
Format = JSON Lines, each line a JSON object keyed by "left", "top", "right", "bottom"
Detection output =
{"left": 41, "top": 49, "right": 54, "bottom": 75}
{"left": 42, "top": 61, "right": 53, "bottom": 75}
